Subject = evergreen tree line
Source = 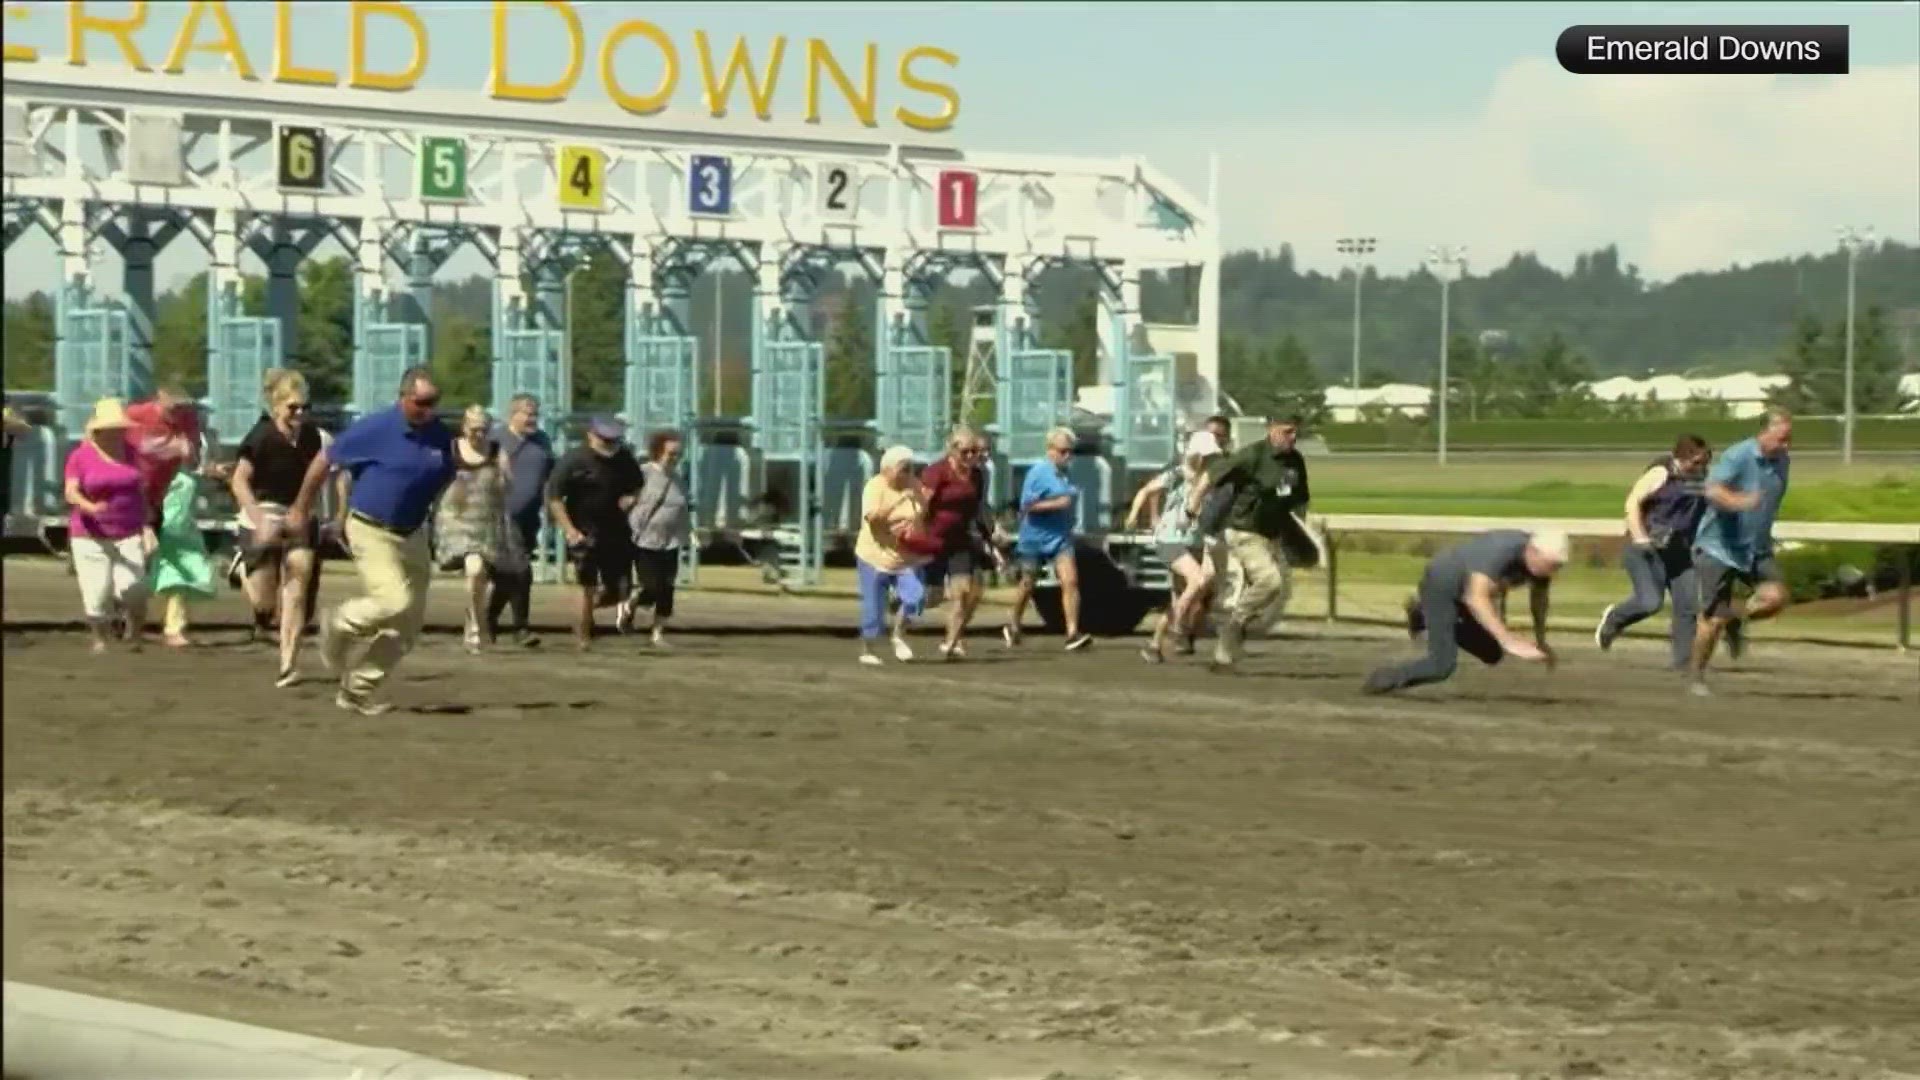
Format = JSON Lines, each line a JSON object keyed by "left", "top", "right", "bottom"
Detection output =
{"left": 3, "top": 240, "right": 1913, "bottom": 422}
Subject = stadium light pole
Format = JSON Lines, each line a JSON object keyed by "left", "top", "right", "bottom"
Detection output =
{"left": 1425, "top": 245, "right": 1467, "bottom": 467}
{"left": 1836, "top": 226, "right": 1873, "bottom": 466}
{"left": 1335, "top": 237, "right": 1377, "bottom": 395}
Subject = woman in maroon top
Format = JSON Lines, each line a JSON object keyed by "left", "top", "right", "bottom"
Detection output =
{"left": 916, "top": 425, "right": 1004, "bottom": 659}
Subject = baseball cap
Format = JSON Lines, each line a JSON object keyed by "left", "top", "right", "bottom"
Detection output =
{"left": 587, "top": 416, "right": 627, "bottom": 441}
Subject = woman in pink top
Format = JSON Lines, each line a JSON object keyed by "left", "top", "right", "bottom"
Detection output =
{"left": 64, "top": 399, "right": 154, "bottom": 653}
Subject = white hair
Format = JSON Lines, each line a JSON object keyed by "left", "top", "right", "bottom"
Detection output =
{"left": 1045, "top": 426, "right": 1076, "bottom": 449}
{"left": 1528, "top": 528, "right": 1571, "bottom": 564}
{"left": 880, "top": 445, "right": 915, "bottom": 472}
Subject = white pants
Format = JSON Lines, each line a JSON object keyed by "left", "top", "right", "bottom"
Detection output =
{"left": 72, "top": 535, "right": 147, "bottom": 619}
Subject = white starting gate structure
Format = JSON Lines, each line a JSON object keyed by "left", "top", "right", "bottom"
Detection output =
{"left": 2, "top": 64, "right": 1220, "bottom": 585}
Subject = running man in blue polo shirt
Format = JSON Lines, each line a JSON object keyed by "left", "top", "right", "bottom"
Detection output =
{"left": 1001, "top": 426, "right": 1092, "bottom": 651}
{"left": 1687, "top": 410, "right": 1792, "bottom": 697}
{"left": 288, "top": 367, "right": 456, "bottom": 715}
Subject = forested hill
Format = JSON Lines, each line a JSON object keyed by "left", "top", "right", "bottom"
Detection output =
{"left": 1132, "top": 241, "right": 1920, "bottom": 382}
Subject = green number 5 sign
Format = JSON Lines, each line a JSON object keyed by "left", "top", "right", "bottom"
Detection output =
{"left": 418, "top": 137, "right": 468, "bottom": 202}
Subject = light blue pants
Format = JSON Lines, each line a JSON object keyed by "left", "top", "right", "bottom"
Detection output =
{"left": 857, "top": 560, "right": 926, "bottom": 639}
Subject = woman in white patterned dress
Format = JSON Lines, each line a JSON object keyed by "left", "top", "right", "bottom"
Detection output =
{"left": 434, "top": 405, "right": 511, "bottom": 652}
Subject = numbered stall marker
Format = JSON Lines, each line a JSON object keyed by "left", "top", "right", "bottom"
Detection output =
{"left": 816, "top": 162, "right": 858, "bottom": 221}
{"left": 937, "top": 169, "right": 978, "bottom": 230}
{"left": 418, "top": 136, "right": 468, "bottom": 202}
{"left": 557, "top": 145, "right": 607, "bottom": 212}
{"left": 687, "top": 154, "right": 733, "bottom": 217}
{"left": 125, "top": 111, "right": 185, "bottom": 187}
{"left": 276, "top": 125, "right": 327, "bottom": 191}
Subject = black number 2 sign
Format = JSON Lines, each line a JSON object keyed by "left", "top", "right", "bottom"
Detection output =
{"left": 276, "top": 125, "right": 327, "bottom": 191}
{"left": 818, "top": 164, "right": 855, "bottom": 219}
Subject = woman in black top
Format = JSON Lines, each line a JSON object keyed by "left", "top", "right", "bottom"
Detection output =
{"left": 231, "top": 370, "right": 334, "bottom": 687}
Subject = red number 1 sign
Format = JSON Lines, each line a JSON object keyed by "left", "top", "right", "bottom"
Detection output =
{"left": 937, "top": 170, "right": 978, "bottom": 229}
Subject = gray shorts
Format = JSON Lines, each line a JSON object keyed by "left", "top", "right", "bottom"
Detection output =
{"left": 1155, "top": 542, "right": 1202, "bottom": 569}
{"left": 1695, "top": 552, "right": 1783, "bottom": 620}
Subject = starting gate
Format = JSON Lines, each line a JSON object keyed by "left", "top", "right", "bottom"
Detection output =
{"left": 1000, "top": 348, "right": 1075, "bottom": 464}
{"left": 53, "top": 289, "right": 133, "bottom": 435}
{"left": 625, "top": 319, "right": 703, "bottom": 584}
{"left": 876, "top": 345, "right": 951, "bottom": 459}
{"left": 1114, "top": 348, "right": 1179, "bottom": 468}
{"left": 752, "top": 339, "right": 825, "bottom": 588}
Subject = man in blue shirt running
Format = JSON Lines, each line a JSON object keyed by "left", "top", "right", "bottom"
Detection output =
{"left": 288, "top": 367, "right": 456, "bottom": 715}
{"left": 1687, "top": 410, "right": 1792, "bottom": 696}
{"left": 1001, "top": 426, "right": 1092, "bottom": 651}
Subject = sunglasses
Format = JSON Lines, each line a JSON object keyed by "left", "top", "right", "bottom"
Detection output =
{"left": 285, "top": 403, "right": 309, "bottom": 414}
{"left": 406, "top": 395, "right": 440, "bottom": 410}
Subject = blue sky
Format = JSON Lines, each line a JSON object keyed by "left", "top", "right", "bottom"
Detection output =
{"left": 4, "top": 0, "right": 1916, "bottom": 295}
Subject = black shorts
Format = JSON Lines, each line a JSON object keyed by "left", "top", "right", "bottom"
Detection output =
{"left": 925, "top": 543, "right": 979, "bottom": 584}
{"left": 1695, "top": 553, "right": 1783, "bottom": 620}
{"left": 571, "top": 537, "right": 633, "bottom": 598}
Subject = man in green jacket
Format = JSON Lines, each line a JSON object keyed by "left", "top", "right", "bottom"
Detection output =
{"left": 1187, "top": 415, "right": 1311, "bottom": 670}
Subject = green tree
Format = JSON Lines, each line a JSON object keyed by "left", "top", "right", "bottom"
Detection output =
{"left": 1263, "top": 334, "right": 1327, "bottom": 424}
{"left": 3, "top": 292, "right": 56, "bottom": 388}
{"left": 1773, "top": 307, "right": 1909, "bottom": 415}
{"left": 1498, "top": 333, "right": 1603, "bottom": 419}
{"left": 824, "top": 295, "right": 873, "bottom": 420}
{"left": 289, "top": 257, "right": 354, "bottom": 404}
{"left": 1040, "top": 293, "right": 1100, "bottom": 389}
{"left": 565, "top": 246, "right": 628, "bottom": 413}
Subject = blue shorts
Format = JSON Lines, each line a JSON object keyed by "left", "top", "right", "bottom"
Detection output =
{"left": 1014, "top": 534, "right": 1072, "bottom": 570}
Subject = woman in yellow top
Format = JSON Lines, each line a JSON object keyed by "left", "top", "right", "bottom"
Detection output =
{"left": 854, "top": 445, "right": 938, "bottom": 666}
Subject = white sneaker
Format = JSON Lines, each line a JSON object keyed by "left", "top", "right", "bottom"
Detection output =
{"left": 859, "top": 653, "right": 884, "bottom": 667}
{"left": 614, "top": 600, "right": 635, "bottom": 633}
{"left": 650, "top": 628, "right": 668, "bottom": 648}
{"left": 1001, "top": 625, "right": 1020, "bottom": 648}
{"left": 892, "top": 635, "right": 914, "bottom": 662}
{"left": 1063, "top": 633, "right": 1092, "bottom": 652}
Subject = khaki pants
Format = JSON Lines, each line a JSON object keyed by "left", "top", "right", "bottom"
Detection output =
{"left": 334, "top": 518, "right": 433, "bottom": 697}
{"left": 1222, "top": 528, "right": 1291, "bottom": 630}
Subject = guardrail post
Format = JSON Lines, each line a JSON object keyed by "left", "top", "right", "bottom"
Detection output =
{"left": 1899, "top": 545, "right": 1912, "bottom": 654}
{"left": 1324, "top": 528, "right": 1338, "bottom": 623}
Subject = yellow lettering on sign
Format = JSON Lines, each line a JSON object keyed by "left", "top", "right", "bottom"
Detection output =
{"left": 894, "top": 45, "right": 959, "bottom": 133}
{"left": 601, "top": 19, "right": 677, "bottom": 116}
{"left": 348, "top": 0, "right": 427, "bottom": 91}
{"left": 66, "top": 0, "right": 151, "bottom": 71}
{"left": 490, "top": 0, "right": 582, "bottom": 103}
{"left": 694, "top": 32, "right": 785, "bottom": 121}
{"left": 4, "top": 2, "right": 39, "bottom": 63}
{"left": 272, "top": 1, "right": 336, "bottom": 85}
{"left": 803, "top": 39, "right": 874, "bottom": 127}
{"left": 160, "top": 1, "right": 253, "bottom": 78}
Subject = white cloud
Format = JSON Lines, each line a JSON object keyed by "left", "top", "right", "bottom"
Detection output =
{"left": 1153, "top": 59, "right": 1920, "bottom": 281}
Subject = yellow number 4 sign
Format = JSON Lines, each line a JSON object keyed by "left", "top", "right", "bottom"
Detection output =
{"left": 557, "top": 146, "right": 607, "bottom": 212}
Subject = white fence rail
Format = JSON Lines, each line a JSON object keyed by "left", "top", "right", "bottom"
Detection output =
{"left": 1311, "top": 514, "right": 1918, "bottom": 652}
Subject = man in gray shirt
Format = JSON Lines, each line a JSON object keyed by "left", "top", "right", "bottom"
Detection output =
{"left": 1363, "top": 528, "right": 1568, "bottom": 694}
{"left": 486, "top": 394, "right": 555, "bottom": 645}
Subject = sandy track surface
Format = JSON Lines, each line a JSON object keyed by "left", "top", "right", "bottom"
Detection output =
{"left": 4, "top": 561, "right": 1918, "bottom": 1078}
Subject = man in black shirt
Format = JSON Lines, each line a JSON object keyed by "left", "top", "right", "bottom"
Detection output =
{"left": 546, "top": 416, "right": 645, "bottom": 651}
{"left": 1362, "top": 528, "right": 1567, "bottom": 694}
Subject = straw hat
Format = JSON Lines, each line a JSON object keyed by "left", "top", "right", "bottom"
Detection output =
{"left": 84, "top": 397, "right": 131, "bottom": 434}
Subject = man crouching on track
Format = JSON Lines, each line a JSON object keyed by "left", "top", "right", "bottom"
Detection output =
{"left": 1362, "top": 529, "right": 1568, "bottom": 695}
{"left": 1687, "top": 410, "right": 1792, "bottom": 697}
{"left": 287, "top": 367, "right": 456, "bottom": 715}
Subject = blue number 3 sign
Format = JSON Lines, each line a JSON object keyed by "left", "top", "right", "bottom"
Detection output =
{"left": 688, "top": 155, "right": 732, "bottom": 216}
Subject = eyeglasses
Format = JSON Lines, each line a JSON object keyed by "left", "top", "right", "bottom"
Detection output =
{"left": 285, "top": 403, "right": 309, "bottom": 414}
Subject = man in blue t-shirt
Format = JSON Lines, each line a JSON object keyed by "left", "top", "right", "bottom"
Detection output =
{"left": 288, "top": 366, "right": 456, "bottom": 715}
{"left": 1001, "top": 426, "right": 1092, "bottom": 652}
{"left": 1687, "top": 410, "right": 1792, "bottom": 696}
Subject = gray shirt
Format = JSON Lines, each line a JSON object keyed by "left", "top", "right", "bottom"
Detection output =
{"left": 495, "top": 425, "right": 555, "bottom": 524}
{"left": 629, "top": 460, "right": 691, "bottom": 550}
{"left": 1426, "top": 529, "right": 1538, "bottom": 600}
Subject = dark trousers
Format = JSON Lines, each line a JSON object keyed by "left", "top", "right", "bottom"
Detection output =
{"left": 1602, "top": 542, "right": 1698, "bottom": 669}
{"left": 487, "top": 513, "right": 541, "bottom": 635}
{"left": 1365, "top": 579, "right": 1504, "bottom": 693}
{"left": 632, "top": 546, "right": 679, "bottom": 619}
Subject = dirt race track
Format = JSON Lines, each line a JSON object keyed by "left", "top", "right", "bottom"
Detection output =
{"left": 4, "top": 558, "right": 1919, "bottom": 1080}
